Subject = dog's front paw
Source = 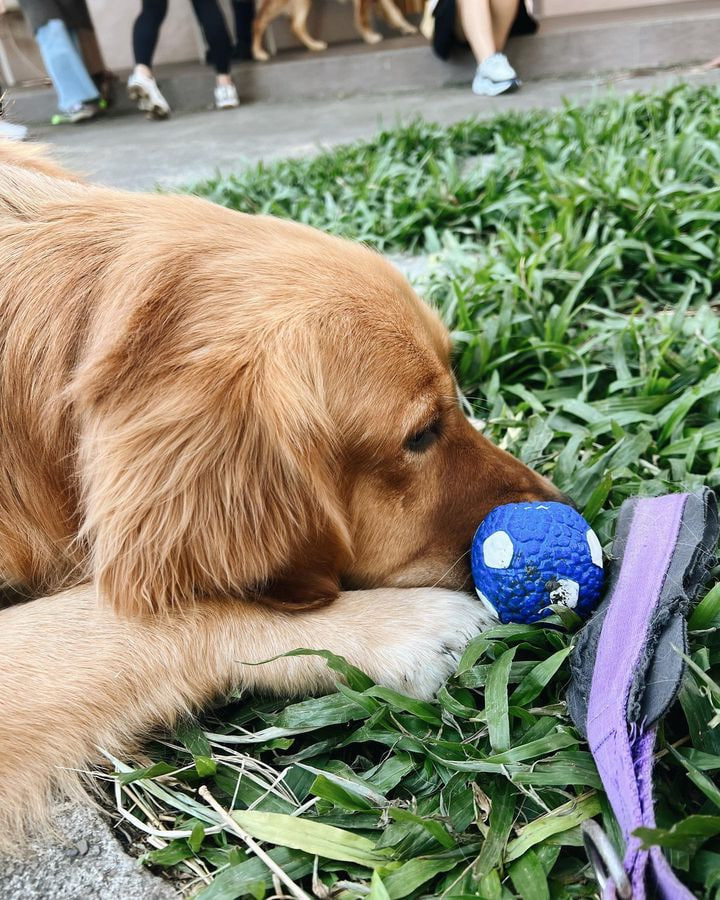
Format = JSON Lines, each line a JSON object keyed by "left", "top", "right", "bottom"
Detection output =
{"left": 399, "top": 22, "right": 417, "bottom": 34}
{"left": 253, "top": 46, "right": 270, "bottom": 61}
{"left": 307, "top": 39, "right": 328, "bottom": 51}
{"left": 363, "top": 589, "right": 496, "bottom": 700}
{"left": 361, "top": 30, "right": 383, "bottom": 44}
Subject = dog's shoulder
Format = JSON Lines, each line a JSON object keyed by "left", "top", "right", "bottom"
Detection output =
{"left": 0, "top": 139, "right": 82, "bottom": 182}
{"left": 0, "top": 140, "right": 87, "bottom": 223}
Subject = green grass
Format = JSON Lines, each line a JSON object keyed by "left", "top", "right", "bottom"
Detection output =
{"left": 106, "top": 84, "right": 720, "bottom": 898}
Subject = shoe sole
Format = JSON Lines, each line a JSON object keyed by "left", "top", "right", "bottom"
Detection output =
{"left": 128, "top": 84, "right": 170, "bottom": 119}
{"left": 51, "top": 108, "right": 98, "bottom": 125}
{"left": 215, "top": 101, "right": 240, "bottom": 110}
{"left": 472, "top": 77, "right": 520, "bottom": 97}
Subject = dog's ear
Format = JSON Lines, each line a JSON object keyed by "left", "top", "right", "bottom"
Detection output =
{"left": 71, "top": 309, "right": 351, "bottom": 616}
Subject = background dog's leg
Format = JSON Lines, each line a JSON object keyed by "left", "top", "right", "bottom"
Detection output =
{"left": 290, "top": 0, "right": 328, "bottom": 53}
{"left": 252, "top": 0, "right": 287, "bottom": 60}
{"left": 353, "top": 0, "right": 383, "bottom": 44}
{"left": 376, "top": 0, "right": 417, "bottom": 35}
{"left": 0, "top": 584, "right": 489, "bottom": 847}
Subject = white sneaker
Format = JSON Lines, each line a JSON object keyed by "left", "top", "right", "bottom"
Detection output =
{"left": 0, "top": 120, "right": 28, "bottom": 141}
{"left": 472, "top": 72, "right": 519, "bottom": 97}
{"left": 478, "top": 52, "right": 517, "bottom": 83}
{"left": 214, "top": 82, "right": 239, "bottom": 110}
{"left": 127, "top": 70, "right": 170, "bottom": 119}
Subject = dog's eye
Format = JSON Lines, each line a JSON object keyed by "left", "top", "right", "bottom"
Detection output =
{"left": 405, "top": 421, "right": 440, "bottom": 453}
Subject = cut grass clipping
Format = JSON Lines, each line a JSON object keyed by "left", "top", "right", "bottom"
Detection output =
{"left": 108, "top": 85, "right": 720, "bottom": 897}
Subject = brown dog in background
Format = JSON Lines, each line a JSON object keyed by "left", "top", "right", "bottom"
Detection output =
{"left": 252, "top": 0, "right": 417, "bottom": 61}
{"left": 0, "top": 140, "right": 561, "bottom": 846}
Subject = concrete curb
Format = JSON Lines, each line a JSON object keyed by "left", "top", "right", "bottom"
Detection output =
{"left": 0, "top": 803, "right": 180, "bottom": 900}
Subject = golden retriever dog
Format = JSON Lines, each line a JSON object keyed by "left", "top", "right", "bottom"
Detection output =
{"left": 0, "top": 140, "right": 562, "bottom": 847}
{"left": 251, "top": 0, "right": 417, "bottom": 62}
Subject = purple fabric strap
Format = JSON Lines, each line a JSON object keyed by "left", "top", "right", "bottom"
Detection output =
{"left": 586, "top": 494, "right": 694, "bottom": 900}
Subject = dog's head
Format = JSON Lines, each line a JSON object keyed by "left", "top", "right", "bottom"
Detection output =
{"left": 73, "top": 205, "right": 562, "bottom": 614}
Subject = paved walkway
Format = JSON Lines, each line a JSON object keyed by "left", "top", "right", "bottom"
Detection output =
{"left": 0, "top": 803, "right": 178, "bottom": 900}
{"left": 29, "top": 66, "right": 720, "bottom": 191}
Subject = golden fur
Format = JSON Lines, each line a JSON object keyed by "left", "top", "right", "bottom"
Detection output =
{"left": 251, "top": 0, "right": 417, "bottom": 62}
{"left": 0, "top": 140, "right": 560, "bottom": 848}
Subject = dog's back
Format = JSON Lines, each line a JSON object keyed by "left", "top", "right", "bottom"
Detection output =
{"left": 0, "top": 146, "right": 95, "bottom": 591}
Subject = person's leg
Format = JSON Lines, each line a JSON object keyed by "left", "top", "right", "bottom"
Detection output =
{"left": 232, "top": 0, "right": 255, "bottom": 60}
{"left": 128, "top": 0, "right": 171, "bottom": 118}
{"left": 190, "top": 0, "right": 233, "bottom": 79}
{"left": 34, "top": 18, "right": 99, "bottom": 115}
{"left": 132, "top": 0, "right": 167, "bottom": 74}
{"left": 73, "top": 18, "right": 117, "bottom": 107}
{"left": 456, "top": 0, "right": 518, "bottom": 95}
{"left": 190, "top": 0, "right": 239, "bottom": 108}
{"left": 455, "top": 0, "right": 494, "bottom": 64}
{"left": 489, "top": 0, "right": 518, "bottom": 51}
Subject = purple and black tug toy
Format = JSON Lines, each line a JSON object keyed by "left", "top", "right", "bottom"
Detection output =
{"left": 471, "top": 489, "right": 719, "bottom": 898}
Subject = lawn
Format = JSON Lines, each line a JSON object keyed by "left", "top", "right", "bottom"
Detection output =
{"left": 107, "top": 84, "right": 720, "bottom": 898}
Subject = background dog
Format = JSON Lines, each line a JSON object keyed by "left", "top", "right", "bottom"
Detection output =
{"left": 0, "top": 140, "right": 561, "bottom": 846}
{"left": 251, "top": 0, "right": 417, "bottom": 61}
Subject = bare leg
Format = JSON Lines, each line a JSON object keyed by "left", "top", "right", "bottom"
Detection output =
{"left": 0, "top": 583, "right": 490, "bottom": 849}
{"left": 456, "top": 0, "right": 494, "bottom": 63}
{"left": 490, "top": 0, "right": 518, "bottom": 51}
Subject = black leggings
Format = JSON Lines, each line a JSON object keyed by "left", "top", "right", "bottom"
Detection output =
{"left": 133, "top": 0, "right": 232, "bottom": 74}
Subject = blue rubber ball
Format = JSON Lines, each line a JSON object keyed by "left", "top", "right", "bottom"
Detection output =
{"left": 471, "top": 501, "right": 605, "bottom": 624}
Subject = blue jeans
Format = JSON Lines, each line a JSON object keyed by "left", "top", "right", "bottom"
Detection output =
{"left": 35, "top": 19, "right": 98, "bottom": 113}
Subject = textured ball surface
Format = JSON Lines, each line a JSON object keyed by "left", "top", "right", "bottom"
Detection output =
{"left": 471, "top": 501, "right": 605, "bottom": 624}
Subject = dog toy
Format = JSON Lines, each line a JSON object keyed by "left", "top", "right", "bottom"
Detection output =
{"left": 567, "top": 489, "right": 718, "bottom": 898}
{"left": 471, "top": 501, "right": 605, "bottom": 624}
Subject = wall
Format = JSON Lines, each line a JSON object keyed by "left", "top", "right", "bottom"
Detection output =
{"left": 0, "top": 0, "right": 702, "bottom": 85}
{"left": 540, "top": 0, "right": 696, "bottom": 13}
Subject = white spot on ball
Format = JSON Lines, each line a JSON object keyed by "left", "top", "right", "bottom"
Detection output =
{"left": 586, "top": 529, "right": 603, "bottom": 568}
{"left": 549, "top": 578, "right": 579, "bottom": 609}
{"left": 482, "top": 530, "right": 514, "bottom": 569}
{"left": 475, "top": 589, "right": 500, "bottom": 620}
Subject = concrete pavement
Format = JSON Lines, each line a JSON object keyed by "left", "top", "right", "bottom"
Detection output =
{"left": 0, "top": 803, "right": 179, "bottom": 900}
{"left": 25, "top": 67, "right": 720, "bottom": 192}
